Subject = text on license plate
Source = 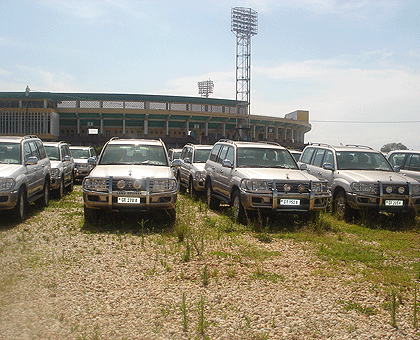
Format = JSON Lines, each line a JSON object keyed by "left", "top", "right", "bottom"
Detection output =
{"left": 385, "top": 200, "right": 403, "bottom": 206}
{"left": 280, "top": 199, "right": 300, "bottom": 206}
{"left": 118, "top": 197, "right": 140, "bottom": 204}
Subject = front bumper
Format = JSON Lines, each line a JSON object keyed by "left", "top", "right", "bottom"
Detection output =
{"left": 50, "top": 177, "right": 62, "bottom": 190}
{"left": 346, "top": 192, "right": 420, "bottom": 212}
{"left": 239, "top": 190, "right": 330, "bottom": 212}
{"left": 83, "top": 177, "right": 177, "bottom": 212}
{"left": 0, "top": 189, "right": 19, "bottom": 211}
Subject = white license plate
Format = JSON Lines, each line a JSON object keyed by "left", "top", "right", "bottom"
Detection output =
{"left": 280, "top": 199, "right": 300, "bottom": 206}
{"left": 385, "top": 200, "right": 403, "bottom": 206}
{"left": 118, "top": 197, "right": 140, "bottom": 204}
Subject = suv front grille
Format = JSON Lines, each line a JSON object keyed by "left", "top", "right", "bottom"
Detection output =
{"left": 382, "top": 183, "right": 408, "bottom": 196}
{"left": 268, "top": 181, "right": 310, "bottom": 194}
{"left": 111, "top": 178, "right": 147, "bottom": 192}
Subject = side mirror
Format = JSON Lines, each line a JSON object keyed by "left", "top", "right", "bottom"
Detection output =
{"left": 222, "top": 159, "right": 233, "bottom": 168}
{"left": 26, "top": 156, "right": 39, "bottom": 165}
{"left": 171, "top": 159, "right": 181, "bottom": 167}
{"left": 299, "top": 163, "right": 307, "bottom": 171}
{"left": 184, "top": 158, "right": 191, "bottom": 164}
{"left": 394, "top": 165, "right": 401, "bottom": 172}
{"left": 63, "top": 155, "right": 71, "bottom": 162}
{"left": 87, "top": 157, "right": 97, "bottom": 165}
{"left": 322, "top": 162, "right": 333, "bottom": 171}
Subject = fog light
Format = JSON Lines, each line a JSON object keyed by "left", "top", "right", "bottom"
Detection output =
{"left": 117, "top": 180, "right": 126, "bottom": 190}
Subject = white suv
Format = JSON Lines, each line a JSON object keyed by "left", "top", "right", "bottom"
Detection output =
{"left": 299, "top": 143, "right": 420, "bottom": 220}
{"left": 0, "top": 135, "right": 51, "bottom": 222}
{"left": 82, "top": 138, "right": 177, "bottom": 223}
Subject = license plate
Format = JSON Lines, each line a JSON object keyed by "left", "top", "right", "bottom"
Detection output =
{"left": 385, "top": 200, "right": 403, "bottom": 206}
{"left": 280, "top": 199, "right": 300, "bottom": 206}
{"left": 118, "top": 197, "right": 140, "bottom": 204}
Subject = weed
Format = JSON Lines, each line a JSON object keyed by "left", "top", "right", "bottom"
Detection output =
{"left": 339, "top": 300, "right": 376, "bottom": 316}
{"left": 181, "top": 292, "right": 188, "bottom": 332}
{"left": 414, "top": 282, "right": 418, "bottom": 329}
{"left": 197, "top": 295, "right": 207, "bottom": 336}
{"left": 201, "top": 265, "right": 210, "bottom": 286}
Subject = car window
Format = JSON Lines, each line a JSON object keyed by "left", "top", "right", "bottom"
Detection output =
{"left": 181, "top": 148, "right": 188, "bottom": 160}
{"left": 301, "top": 147, "right": 315, "bottom": 164}
{"left": 209, "top": 144, "right": 222, "bottom": 162}
{"left": 323, "top": 150, "right": 334, "bottom": 167}
{"left": 186, "top": 148, "right": 193, "bottom": 160}
{"left": 45, "top": 145, "right": 60, "bottom": 161}
{"left": 237, "top": 148, "right": 297, "bottom": 169}
{"left": 337, "top": 151, "right": 392, "bottom": 171}
{"left": 312, "top": 149, "right": 326, "bottom": 167}
{"left": 28, "top": 141, "right": 41, "bottom": 160}
{"left": 36, "top": 141, "right": 47, "bottom": 159}
{"left": 71, "top": 148, "right": 90, "bottom": 159}
{"left": 407, "top": 154, "right": 420, "bottom": 171}
{"left": 216, "top": 145, "right": 230, "bottom": 163}
{"left": 100, "top": 144, "right": 168, "bottom": 166}
{"left": 194, "top": 149, "right": 211, "bottom": 163}
{"left": 0, "top": 142, "right": 21, "bottom": 164}
{"left": 225, "top": 146, "right": 234, "bottom": 163}
{"left": 388, "top": 153, "right": 406, "bottom": 167}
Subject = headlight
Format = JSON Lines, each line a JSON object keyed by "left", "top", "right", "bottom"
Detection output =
{"left": 51, "top": 168, "right": 60, "bottom": 178}
{"left": 83, "top": 178, "right": 109, "bottom": 192}
{"left": 412, "top": 184, "right": 420, "bottom": 196}
{"left": 194, "top": 171, "right": 206, "bottom": 181}
{"left": 241, "top": 179, "right": 272, "bottom": 193}
{"left": 351, "top": 182, "right": 379, "bottom": 195}
{"left": 0, "top": 178, "right": 15, "bottom": 192}
{"left": 312, "top": 182, "right": 328, "bottom": 193}
{"left": 151, "top": 179, "right": 177, "bottom": 192}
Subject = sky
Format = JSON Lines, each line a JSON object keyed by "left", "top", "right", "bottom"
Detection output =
{"left": 1, "top": 0, "right": 419, "bottom": 151}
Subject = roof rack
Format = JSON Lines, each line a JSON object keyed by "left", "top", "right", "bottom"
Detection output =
{"left": 217, "top": 139, "right": 235, "bottom": 144}
{"left": 344, "top": 144, "right": 373, "bottom": 150}
{"left": 308, "top": 142, "right": 332, "bottom": 147}
{"left": 257, "top": 141, "right": 280, "bottom": 146}
{"left": 23, "top": 135, "right": 39, "bottom": 140}
{"left": 109, "top": 137, "right": 119, "bottom": 141}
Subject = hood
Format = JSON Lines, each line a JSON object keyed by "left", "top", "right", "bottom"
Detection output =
{"left": 236, "top": 168, "right": 320, "bottom": 182}
{"left": 193, "top": 163, "right": 206, "bottom": 171}
{"left": 89, "top": 165, "right": 175, "bottom": 179}
{"left": 74, "top": 158, "right": 88, "bottom": 164}
{"left": 50, "top": 160, "right": 63, "bottom": 169}
{"left": 0, "top": 164, "right": 22, "bottom": 177}
{"left": 337, "top": 170, "right": 417, "bottom": 184}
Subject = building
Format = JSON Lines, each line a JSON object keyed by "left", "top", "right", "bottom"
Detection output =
{"left": 0, "top": 92, "right": 311, "bottom": 149}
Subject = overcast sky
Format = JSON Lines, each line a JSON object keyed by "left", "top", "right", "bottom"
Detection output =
{"left": 1, "top": 0, "right": 419, "bottom": 150}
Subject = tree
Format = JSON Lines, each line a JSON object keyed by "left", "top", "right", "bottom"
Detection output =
{"left": 380, "top": 142, "right": 408, "bottom": 153}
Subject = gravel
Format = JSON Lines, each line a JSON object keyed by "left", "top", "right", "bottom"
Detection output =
{"left": 0, "top": 185, "right": 419, "bottom": 339}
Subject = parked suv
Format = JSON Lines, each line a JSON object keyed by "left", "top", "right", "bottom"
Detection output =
{"left": 70, "top": 146, "right": 97, "bottom": 180}
{"left": 0, "top": 135, "right": 51, "bottom": 222}
{"left": 204, "top": 140, "right": 331, "bottom": 223}
{"left": 174, "top": 143, "right": 212, "bottom": 195}
{"left": 82, "top": 138, "right": 177, "bottom": 223}
{"left": 387, "top": 150, "right": 420, "bottom": 183}
{"left": 299, "top": 143, "right": 420, "bottom": 220}
{"left": 44, "top": 141, "right": 74, "bottom": 198}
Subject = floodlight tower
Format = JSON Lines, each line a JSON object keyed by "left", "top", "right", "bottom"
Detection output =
{"left": 231, "top": 7, "right": 258, "bottom": 139}
{"left": 198, "top": 79, "right": 214, "bottom": 98}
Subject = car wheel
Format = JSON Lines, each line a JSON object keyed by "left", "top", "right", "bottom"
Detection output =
{"left": 38, "top": 179, "right": 50, "bottom": 207}
{"left": 334, "top": 191, "right": 351, "bottom": 221}
{"left": 55, "top": 177, "right": 64, "bottom": 199}
{"left": 67, "top": 173, "right": 74, "bottom": 193}
{"left": 232, "top": 190, "right": 246, "bottom": 224}
{"left": 188, "top": 177, "right": 196, "bottom": 197}
{"left": 177, "top": 173, "right": 186, "bottom": 194}
{"left": 206, "top": 181, "right": 219, "bottom": 210}
{"left": 84, "top": 206, "right": 97, "bottom": 224}
{"left": 12, "top": 188, "right": 26, "bottom": 223}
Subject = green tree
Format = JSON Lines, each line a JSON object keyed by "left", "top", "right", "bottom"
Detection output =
{"left": 380, "top": 142, "right": 408, "bottom": 153}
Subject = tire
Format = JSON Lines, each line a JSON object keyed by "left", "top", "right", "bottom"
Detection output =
{"left": 12, "top": 188, "right": 26, "bottom": 223}
{"left": 206, "top": 181, "right": 220, "bottom": 210}
{"left": 67, "top": 173, "right": 74, "bottom": 193}
{"left": 177, "top": 172, "right": 186, "bottom": 194}
{"left": 188, "top": 177, "right": 196, "bottom": 197}
{"left": 232, "top": 190, "right": 246, "bottom": 224}
{"left": 334, "top": 191, "right": 352, "bottom": 221}
{"left": 84, "top": 206, "right": 98, "bottom": 224}
{"left": 38, "top": 179, "right": 50, "bottom": 207}
{"left": 55, "top": 177, "right": 64, "bottom": 199}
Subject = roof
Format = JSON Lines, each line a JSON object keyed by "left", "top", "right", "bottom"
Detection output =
{"left": 106, "top": 138, "right": 164, "bottom": 146}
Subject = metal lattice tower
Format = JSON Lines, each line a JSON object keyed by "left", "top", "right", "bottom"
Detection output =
{"left": 231, "top": 7, "right": 258, "bottom": 139}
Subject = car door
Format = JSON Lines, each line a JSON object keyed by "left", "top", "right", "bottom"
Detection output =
{"left": 218, "top": 145, "right": 235, "bottom": 197}
{"left": 315, "top": 150, "right": 335, "bottom": 187}
{"left": 24, "top": 141, "right": 43, "bottom": 196}
{"left": 61, "top": 144, "right": 72, "bottom": 184}
{"left": 402, "top": 153, "right": 420, "bottom": 182}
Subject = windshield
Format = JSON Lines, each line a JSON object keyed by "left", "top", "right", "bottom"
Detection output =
{"left": 237, "top": 147, "right": 298, "bottom": 169}
{"left": 71, "top": 148, "right": 90, "bottom": 159}
{"left": 0, "top": 142, "right": 21, "bottom": 164}
{"left": 194, "top": 149, "right": 211, "bottom": 163}
{"left": 336, "top": 151, "right": 393, "bottom": 171}
{"left": 99, "top": 144, "right": 168, "bottom": 166}
{"left": 44, "top": 145, "right": 60, "bottom": 161}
